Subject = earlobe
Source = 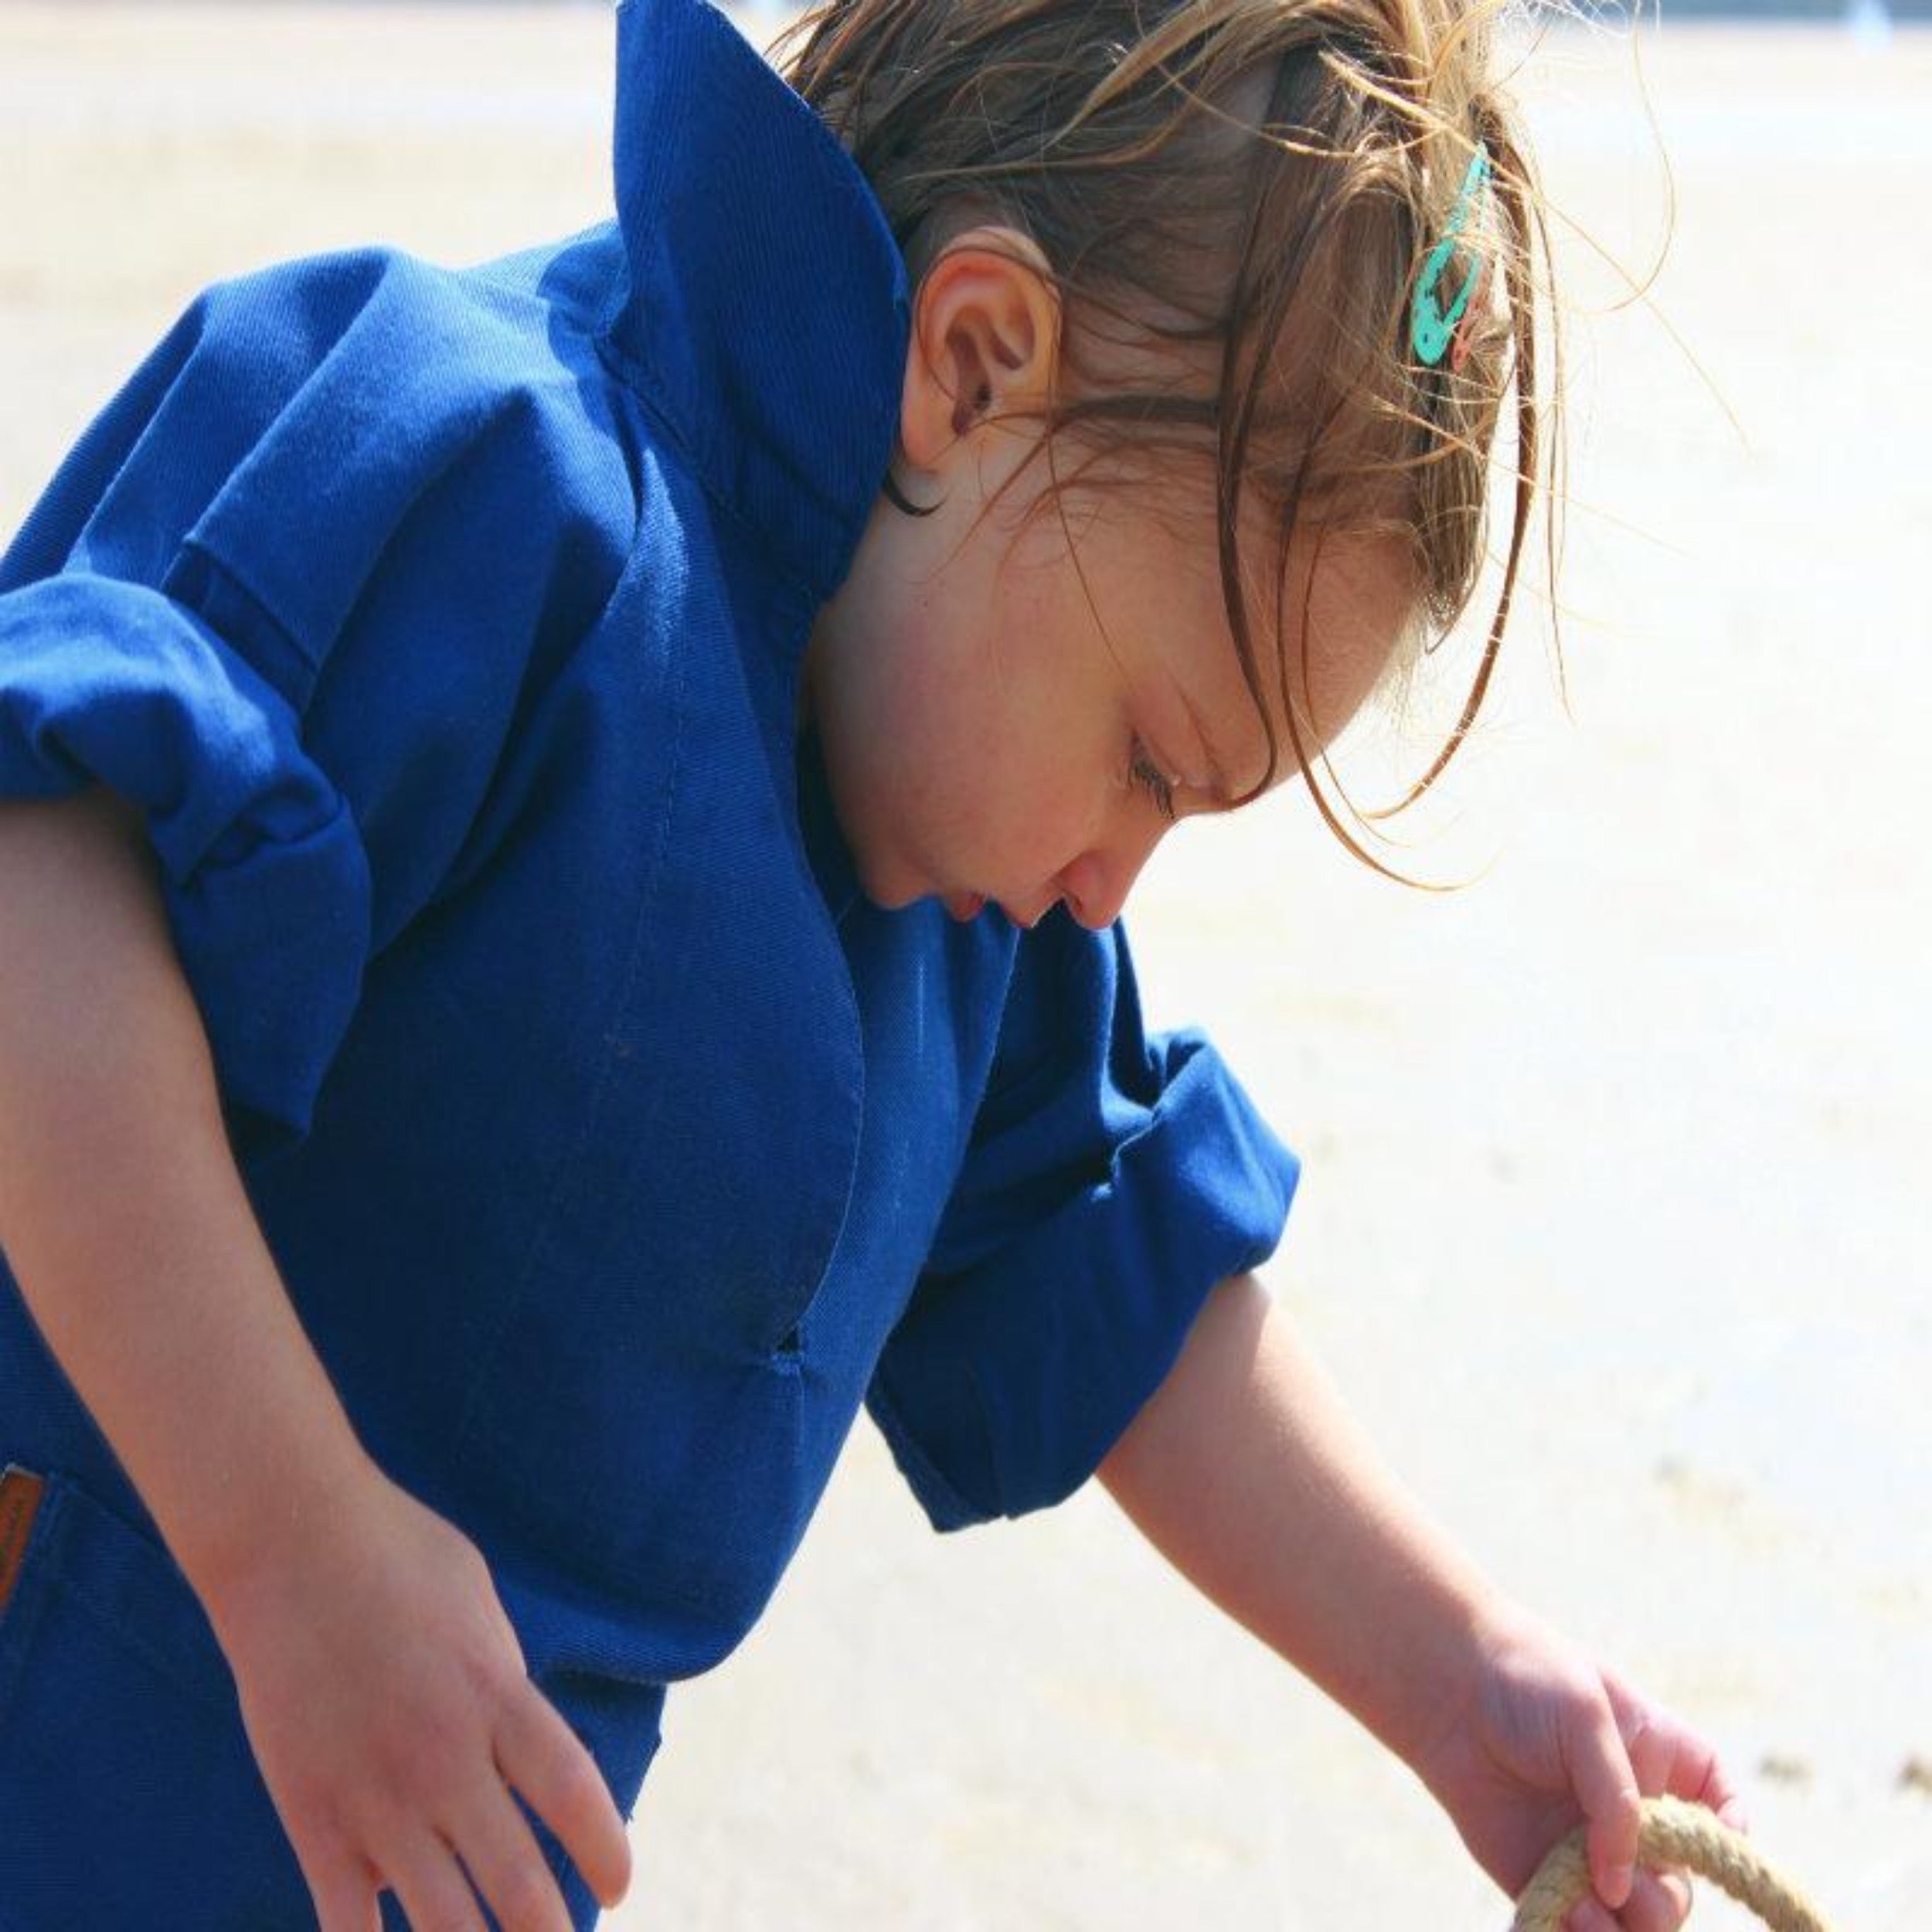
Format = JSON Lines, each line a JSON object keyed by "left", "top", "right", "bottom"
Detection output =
{"left": 898, "top": 226, "right": 1060, "bottom": 473}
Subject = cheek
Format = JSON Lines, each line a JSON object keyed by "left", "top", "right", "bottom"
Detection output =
{"left": 852, "top": 616, "right": 1017, "bottom": 857}
{"left": 874, "top": 579, "right": 1117, "bottom": 873}
{"left": 1003, "top": 730, "right": 1117, "bottom": 880}
{"left": 859, "top": 607, "right": 957, "bottom": 774}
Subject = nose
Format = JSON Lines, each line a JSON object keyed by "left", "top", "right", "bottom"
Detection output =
{"left": 1053, "top": 824, "right": 1165, "bottom": 930}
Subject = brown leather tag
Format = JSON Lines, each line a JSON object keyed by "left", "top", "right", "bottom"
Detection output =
{"left": 0, "top": 1464, "right": 47, "bottom": 1617}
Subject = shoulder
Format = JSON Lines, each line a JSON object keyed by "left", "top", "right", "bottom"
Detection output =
{"left": 148, "top": 233, "right": 645, "bottom": 681}
{"left": 0, "top": 227, "right": 662, "bottom": 765}
{"left": 187, "top": 229, "right": 640, "bottom": 513}
{"left": 179, "top": 230, "right": 631, "bottom": 454}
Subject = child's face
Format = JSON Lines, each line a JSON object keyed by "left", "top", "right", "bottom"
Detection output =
{"left": 804, "top": 459, "right": 1416, "bottom": 929}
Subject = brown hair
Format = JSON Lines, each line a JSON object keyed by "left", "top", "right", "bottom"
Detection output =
{"left": 773, "top": 0, "right": 1560, "bottom": 878}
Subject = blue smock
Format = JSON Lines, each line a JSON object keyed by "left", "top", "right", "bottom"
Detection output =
{"left": 0, "top": 0, "right": 1299, "bottom": 1923}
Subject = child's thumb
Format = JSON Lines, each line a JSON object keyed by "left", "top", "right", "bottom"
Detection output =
{"left": 1572, "top": 1699, "right": 1643, "bottom": 1910}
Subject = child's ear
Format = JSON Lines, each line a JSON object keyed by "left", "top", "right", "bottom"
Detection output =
{"left": 899, "top": 226, "right": 1060, "bottom": 473}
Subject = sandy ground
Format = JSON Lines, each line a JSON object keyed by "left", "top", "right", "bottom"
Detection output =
{"left": 2, "top": 7, "right": 1927, "bottom": 1928}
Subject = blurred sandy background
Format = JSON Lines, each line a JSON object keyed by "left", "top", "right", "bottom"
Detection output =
{"left": 2, "top": 6, "right": 1927, "bottom": 1928}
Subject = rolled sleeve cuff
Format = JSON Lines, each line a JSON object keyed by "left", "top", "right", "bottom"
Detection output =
{"left": 0, "top": 571, "right": 372, "bottom": 1148}
{"left": 866, "top": 1029, "right": 1300, "bottom": 1532}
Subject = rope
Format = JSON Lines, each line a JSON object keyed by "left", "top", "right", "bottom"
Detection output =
{"left": 1511, "top": 1795, "right": 1838, "bottom": 1932}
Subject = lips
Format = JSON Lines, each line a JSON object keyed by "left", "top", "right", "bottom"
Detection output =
{"left": 940, "top": 891, "right": 1058, "bottom": 927}
{"left": 998, "top": 894, "right": 1055, "bottom": 930}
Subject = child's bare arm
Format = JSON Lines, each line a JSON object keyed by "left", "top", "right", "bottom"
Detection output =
{"left": 0, "top": 786, "right": 374, "bottom": 1602}
{"left": 1096, "top": 1273, "right": 1742, "bottom": 1932}
{"left": 1097, "top": 1273, "right": 1494, "bottom": 1760}
{"left": 0, "top": 787, "right": 631, "bottom": 1931}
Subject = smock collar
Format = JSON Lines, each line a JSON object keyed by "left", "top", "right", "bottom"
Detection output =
{"left": 603, "top": 0, "right": 910, "bottom": 605}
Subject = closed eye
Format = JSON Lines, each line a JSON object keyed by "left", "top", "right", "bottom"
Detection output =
{"left": 1128, "top": 739, "right": 1178, "bottom": 824}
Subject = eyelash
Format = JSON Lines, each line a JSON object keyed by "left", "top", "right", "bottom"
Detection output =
{"left": 1129, "top": 740, "right": 1179, "bottom": 825}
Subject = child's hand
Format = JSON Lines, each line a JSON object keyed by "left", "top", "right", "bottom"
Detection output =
{"left": 201, "top": 1459, "right": 631, "bottom": 1931}
{"left": 1411, "top": 1603, "right": 1747, "bottom": 1932}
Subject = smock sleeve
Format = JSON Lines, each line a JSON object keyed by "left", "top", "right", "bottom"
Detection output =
{"left": 864, "top": 910, "right": 1302, "bottom": 1532}
{"left": 0, "top": 250, "right": 629, "bottom": 1154}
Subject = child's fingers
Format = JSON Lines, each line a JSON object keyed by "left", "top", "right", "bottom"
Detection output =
{"left": 1604, "top": 1671, "right": 1747, "bottom": 1831}
{"left": 1560, "top": 1867, "right": 1690, "bottom": 1932}
{"left": 1566, "top": 1692, "right": 1642, "bottom": 1910}
{"left": 1615, "top": 1866, "right": 1693, "bottom": 1932}
{"left": 1562, "top": 1894, "right": 1624, "bottom": 1932}
{"left": 1649, "top": 1868, "right": 1695, "bottom": 1928}
{"left": 290, "top": 1841, "right": 383, "bottom": 1932}
{"left": 495, "top": 1682, "right": 634, "bottom": 1910}
{"left": 384, "top": 1830, "right": 492, "bottom": 1932}
{"left": 1625, "top": 1710, "right": 1674, "bottom": 1796}
{"left": 446, "top": 1774, "right": 577, "bottom": 1932}
{"left": 1665, "top": 1726, "right": 1747, "bottom": 1825}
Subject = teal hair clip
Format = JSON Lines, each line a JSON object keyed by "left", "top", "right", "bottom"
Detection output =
{"left": 1410, "top": 143, "right": 1492, "bottom": 369}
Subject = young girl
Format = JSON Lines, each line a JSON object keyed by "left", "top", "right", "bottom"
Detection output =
{"left": 0, "top": 0, "right": 1743, "bottom": 1927}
